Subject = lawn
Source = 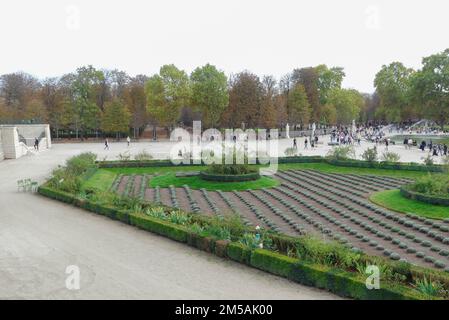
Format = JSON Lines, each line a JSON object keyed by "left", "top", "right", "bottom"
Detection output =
{"left": 149, "top": 172, "right": 279, "bottom": 191}
{"left": 103, "top": 162, "right": 429, "bottom": 180}
{"left": 82, "top": 169, "right": 117, "bottom": 192}
{"left": 369, "top": 189, "right": 449, "bottom": 220}
{"left": 86, "top": 162, "right": 431, "bottom": 192}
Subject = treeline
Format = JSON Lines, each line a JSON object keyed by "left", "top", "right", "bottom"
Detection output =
{"left": 0, "top": 48, "right": 447, "bottom": 139}
{"left": 372, "top": 48, "right": 449, "bottom": 128}
{"left": 0, "top": 64, "right": 365, "bottom": 138}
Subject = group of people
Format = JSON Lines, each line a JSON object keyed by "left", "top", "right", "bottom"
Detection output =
{"left": 415, "top": 139, "right": 448, "bottom": 156}
{"left": 292, "top": 135, "right": 319, "bottom": 150}
{"left": 103, "top": 136, "right": 131, "bottom": 150}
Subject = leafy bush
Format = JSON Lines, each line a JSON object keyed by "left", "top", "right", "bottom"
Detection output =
{"left": 205, "top": 164, "right": 257, "bottom": 175}
{"left": 326, "top": 146, "right": 355, "bottom": 160}
{"left": 48, "top": 153, "right": 97, "bottom": 193}
{"left": 65, "top": 152, "right": 97, "bottom": 175}
{"left": 410, "top": 174, "right": 449, "bottom": 197}
{"left": 381, "top": 151, "right": 401, "bottom": 163}
{"left": 362, "top": 147, "right": 378, "bottom": 162}
{"left": 134, "top": 149, "right": 153, "bottom": 161}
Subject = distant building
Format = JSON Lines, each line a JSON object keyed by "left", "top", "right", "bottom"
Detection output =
{"left": 0, "top": 124, "right": 51, "bottom": 160}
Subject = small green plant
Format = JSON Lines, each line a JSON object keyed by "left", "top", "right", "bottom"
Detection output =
{"left": 134, "top": 149, "right": 153, "bottom": 161}
{"left": 239, "top": 233, "right": 260, "bottom": 249}
{"left": 145, "top": 207, "right": 167, "bottom": 220}
{"left": 189, "top": 223, "right": 204, "bottom": 234}
{"left": 169, "top": 210, "right": 191, "bottom": 225}
{"left": 201, "top": 224, "right": 231, "bottom": 241}
{"left": 381, "top": 151, "right": 400, "bottom": 163}
{"left": 362, "top": 147, "right": 378, "bottom": 162}
{"left": 326, "top": 146, "right": 356, "bottom": 160}
{"left": 414, "top": 277, "right": 443, "bottom": 297}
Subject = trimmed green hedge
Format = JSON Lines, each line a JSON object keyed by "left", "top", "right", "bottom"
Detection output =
{"left": 327, "top": 159, "right": 444, "bottom": 172}
{"left": 38, "top": 184, "right": 440, "bottom": 300}
{"left": 200, "top": 171, "right": 260, "bottom": 182}
{"left": 226, "top": 242, "right": 252, "bottom": 265}
{"left": 98, "top": 156, "right": 445, "bottom": 172}
{"left": 250, "top": 249, "right": 429, "bottom": 300}
{"left": 400, "top": 186, "right": 449, "bottom": 206}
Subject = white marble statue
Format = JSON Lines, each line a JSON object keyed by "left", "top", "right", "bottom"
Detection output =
{"left": 286, "top": 123, "right": 290, "bottom": 139}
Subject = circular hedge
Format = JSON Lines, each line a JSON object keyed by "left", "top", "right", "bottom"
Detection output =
{"left": 199, "top": 171, "right": 260, "bottom": 182}
{"left": 400, "top": 185, "right": 449, "bottom": 206}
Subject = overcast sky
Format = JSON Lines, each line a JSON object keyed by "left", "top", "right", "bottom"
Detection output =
{"left": 0, "top": 0, "right": 447, "bottom": 93}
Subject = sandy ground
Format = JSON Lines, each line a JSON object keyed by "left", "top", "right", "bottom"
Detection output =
{"left": 0, "top": 144, "right": 341, "bottom": 299}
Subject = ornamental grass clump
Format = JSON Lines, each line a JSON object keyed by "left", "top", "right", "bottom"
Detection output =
{"left": 169, "top": 210, "right": 191, "bottom": 225}
{"left": 294, "top": 236, "right": 361, "bottom": 271}
{"left": 414, "top": 277, "right": 444, "bottom": 297}
{"left": 326, "top": 145, "right": 356, "bottom": 160}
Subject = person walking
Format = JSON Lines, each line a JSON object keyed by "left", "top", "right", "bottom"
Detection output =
{"left": 127, "top": 136, "right": 131, "bottom": 147}
{"left": 104, "top": 138, "right": 109, "bottom": 150}
{"left": 34, "top": 137, "right": 39, "bottom": 151}
{"left": 293, "top": 138, "right": 297, "bottom": 149}
{"left": 304, "top": 138, "right": 308, "bottom": 149}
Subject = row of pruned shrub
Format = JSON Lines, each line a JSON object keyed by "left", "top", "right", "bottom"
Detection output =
{"left": 97, "top": 156, "right": 446, "bottom": 173}
{"left": 38, "top": 184, "right": 443, "bottom": 299}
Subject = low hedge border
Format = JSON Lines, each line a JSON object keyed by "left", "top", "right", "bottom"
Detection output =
{"left": 97, "top": 156, "right": 445, "bottom": 172}
{"left": 38, "top": 184, "right": 434, "bottom": 300}
{"left": 199, "top": 171, "right": 260, "bottom": 182}
{"left": 400, "top": 185, "right": 449, "bottom": 206}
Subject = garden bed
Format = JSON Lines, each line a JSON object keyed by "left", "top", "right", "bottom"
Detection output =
{"left": 401, "top": 186, "right": 449, "bottom": 206}
{"left": 38, "top": 184, "right": 437, "bottom": 300}
{"left": 199, "top": 171, "right": 260, "bottom": 182}
{"left": 40, "top": 153, "right": 449, "bottom": 300}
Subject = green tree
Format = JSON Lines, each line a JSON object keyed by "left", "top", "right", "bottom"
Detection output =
{"left": 328, "top": 88, "right": 364, "bottom": 124}
{"left": 190, "top": 64, "right": 228, "bottom": 128}
{"left": 101, "top": 99, "right": 131, "bottom": 139}
{"left": 146, "top": 64, "right": 190, "bottom": 129}
{"left": 287, "top": 84, "right": 311, "bottom": 126}
{"left": 374, "top": 62, "right": 415, "bottom": 122}
{"left": 315, "top": 65, "right": 345, "bottom": 105}
{"left": 70, "top": 66, "right": 104, "bottom": 139}
{"left": 410, "top": 49, "right": 449, "bottom": 129}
